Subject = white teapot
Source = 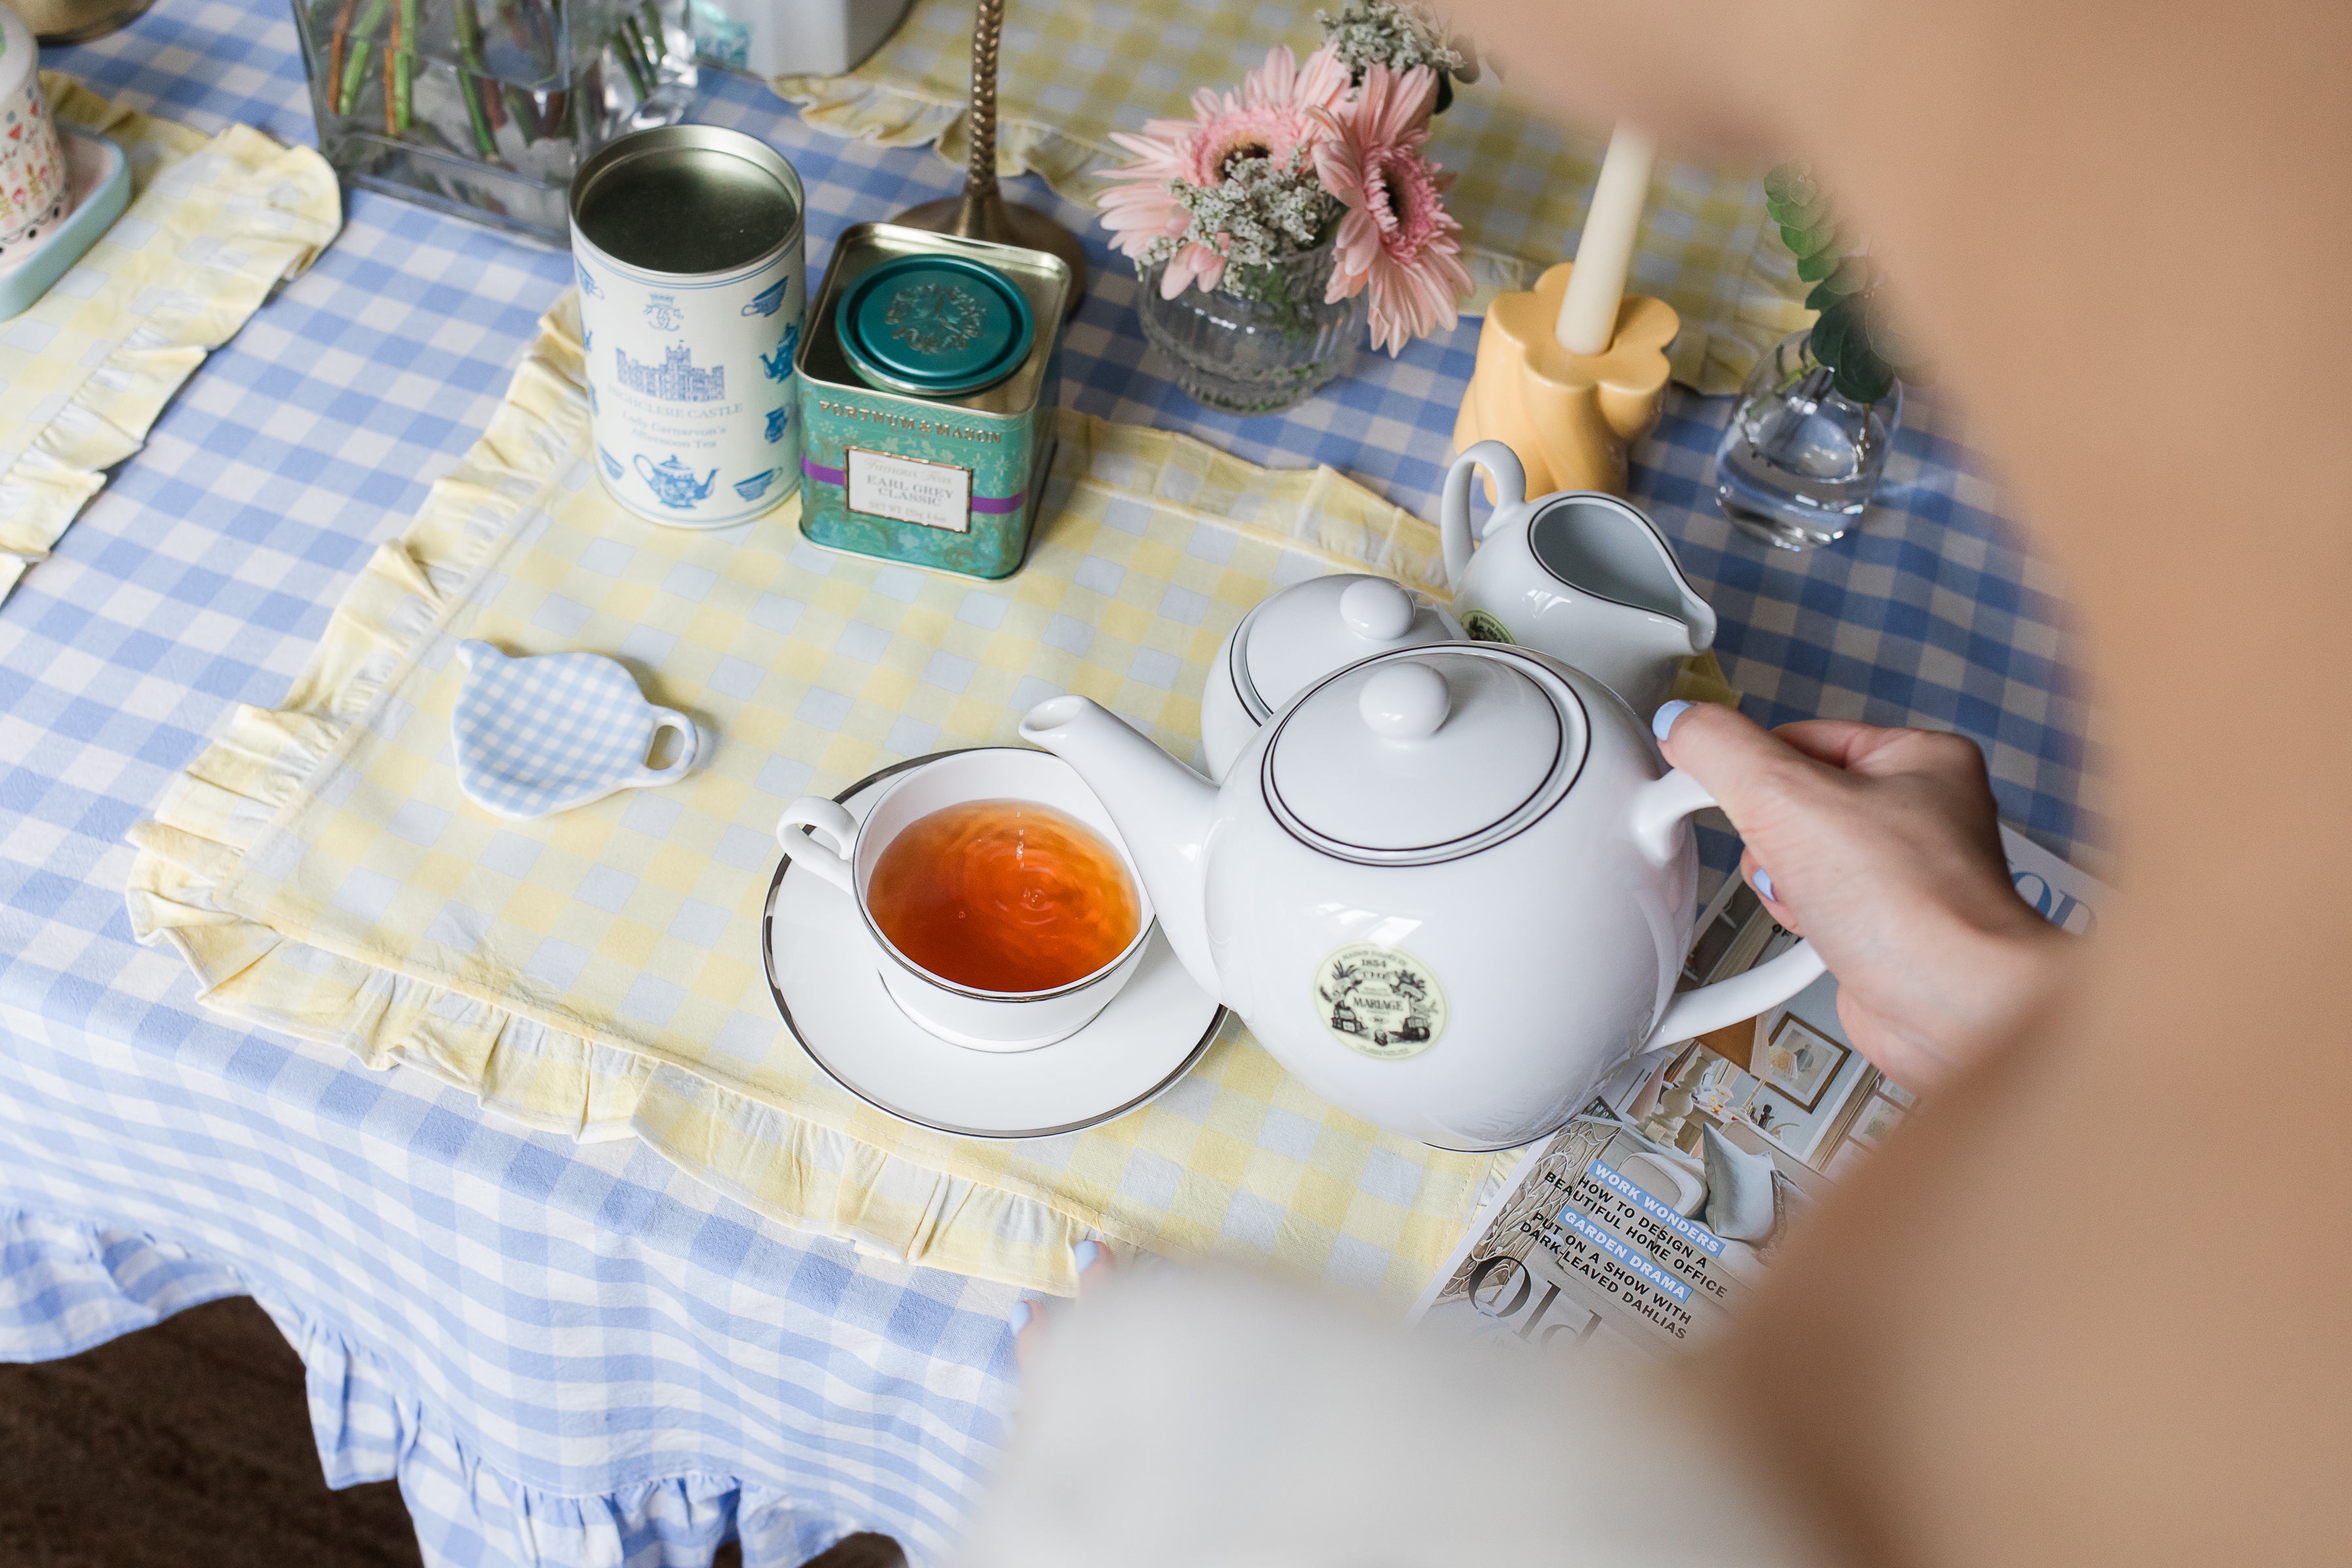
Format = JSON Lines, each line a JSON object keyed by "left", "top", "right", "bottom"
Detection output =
{"left": 1201, "top": 574, "right": 1461, "bottom": 779}
{"left": 1441, "top": 440, "right": 1717, "bottom": 719}
{"left": 1021, "top": 645, "right": 1824, "bottom": 1151}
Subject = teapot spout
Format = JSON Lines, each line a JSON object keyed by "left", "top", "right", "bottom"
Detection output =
{"left": 1020, "top": 696, "right": 1221, "bottom": 999}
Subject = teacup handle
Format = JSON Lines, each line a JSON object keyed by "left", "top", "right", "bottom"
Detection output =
{"left": 632, "top": 710, "right": 698, "bottom": 787}
{"left": 776, "top": 796, "right": 857, "bottom": 894}
{"left": 1440, "top": 440, "right": 1527, "bottom": 595}
{"left": 1631, "top": 768, "right": 1829, "bottom": 1049}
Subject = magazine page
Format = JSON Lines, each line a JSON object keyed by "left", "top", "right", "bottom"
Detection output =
{"left": 1408, "top": 827, "right": 2112, "bottom": 1359}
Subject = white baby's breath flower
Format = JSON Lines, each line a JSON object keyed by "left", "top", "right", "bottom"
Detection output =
{"left": 1315, "top": 1, "right": 1472, "bottom": 82}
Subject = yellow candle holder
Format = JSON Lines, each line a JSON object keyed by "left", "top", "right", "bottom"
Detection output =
{"left": 1452, "top": 261, "right": 1679, "bottom": 498}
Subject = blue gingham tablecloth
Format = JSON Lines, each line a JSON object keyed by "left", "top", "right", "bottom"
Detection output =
{"left": 2, "top": 1, "right": 2097, "bottom": 1563}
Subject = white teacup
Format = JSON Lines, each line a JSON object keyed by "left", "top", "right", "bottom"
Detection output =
{"left": 776, "top": 747, "right": 1157, "bottom": 1053}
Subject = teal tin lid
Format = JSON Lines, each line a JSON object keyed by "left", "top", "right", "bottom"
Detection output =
{"left": 836, "top": 254, "right": 1036, "bottom": 397}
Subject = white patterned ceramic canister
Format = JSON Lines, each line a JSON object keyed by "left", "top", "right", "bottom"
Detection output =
{"left": 570, "top": 123, "right": 806, "bottom": 530}
{"left": 0, "top": 3, "right": 69, "bottom": 265}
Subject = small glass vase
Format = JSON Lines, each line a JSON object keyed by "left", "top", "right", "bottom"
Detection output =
{"left": 1713, "top": 327, "right": 1903, "bottom": 551}
{"left": 294, "top": 0, "right": 697, "bottom": 247}
{"left": 1135, "top": 240, "right": 1367, "bottom": 416}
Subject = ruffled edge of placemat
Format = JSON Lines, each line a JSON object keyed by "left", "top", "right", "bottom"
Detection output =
{"left": 123, "top": 310, "right": 657, "bottom": 1139}
{"left": 117, "top": 295, "right": 1475, "bottom": 1292}
{"left": 0, "top": 76, "right": 341, "bottom": 605}
{"left": 122, "top": 293, "right": 1731, "bottom": 1294}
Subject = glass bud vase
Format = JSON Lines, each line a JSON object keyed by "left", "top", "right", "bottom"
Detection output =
{"left": 1136, "top": 239, "right": 1367, "bottom": 417}
{"left": 1713, "top": 327, "right": 1903, "bottom": 551}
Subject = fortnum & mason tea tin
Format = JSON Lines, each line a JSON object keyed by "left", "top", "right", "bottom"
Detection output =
{"left": 570, "top": 125, "right": 805, "bottom": 529}
{"left": 795, "top": 223, "right": 1070, "bottom": 579}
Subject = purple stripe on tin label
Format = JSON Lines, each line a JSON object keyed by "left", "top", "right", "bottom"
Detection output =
{"left": 801, "top": 457, "right": 1024, "bottom": 515}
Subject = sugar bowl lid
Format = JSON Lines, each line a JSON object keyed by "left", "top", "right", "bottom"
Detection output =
{"left": 1230, "top": 574, "right": 1457, "bottom": 723}
{"left": 836, "top": 254, "right": 1036, "bottom": 397}
{"left": 1262, "top": 646, "right": 1589, "bottom": 866}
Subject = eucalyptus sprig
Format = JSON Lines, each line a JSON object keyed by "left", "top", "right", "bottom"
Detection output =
{"left": 1764, "top": 163, "right": 1929, "bottom": 405}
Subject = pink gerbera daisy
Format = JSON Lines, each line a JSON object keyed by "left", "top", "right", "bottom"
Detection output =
{"left": 1313, "top": 63, "right": 1475, "bottom": 353}
{"left": 1098, "top": 43, "right": 1354, "bottom": 299}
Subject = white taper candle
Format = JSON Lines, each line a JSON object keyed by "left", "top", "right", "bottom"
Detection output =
{"left": 1554, "top": 124, "right": 1658, "bottom": 354}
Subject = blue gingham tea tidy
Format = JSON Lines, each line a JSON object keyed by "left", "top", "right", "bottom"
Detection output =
{"left": 451, "top": 640, "right": 698, "bottom": 820}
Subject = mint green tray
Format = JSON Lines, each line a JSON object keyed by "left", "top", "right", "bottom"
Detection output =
{"left": 0, "top": 127, "right": 130, "bottom": 321}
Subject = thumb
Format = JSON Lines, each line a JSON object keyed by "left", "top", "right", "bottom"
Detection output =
{"left": 1650, "top": 699, "right": 1823, "bottom": 837}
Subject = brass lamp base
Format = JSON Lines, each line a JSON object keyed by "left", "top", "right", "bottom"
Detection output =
{"left": 890, "top": 189, "right": 1088, "bottom": 319}
{"left": 895, "top": 0, "right": 1087, "bottom": 320}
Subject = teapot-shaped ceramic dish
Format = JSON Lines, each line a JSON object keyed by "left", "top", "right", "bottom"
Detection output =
{"left": 634, "top": 452, "right": 721, "bottom": 508}
{"left": 1021, "top": 645, "right": 1823, "bottom": 1151}
{"left": 1441, "top": 440, "right": 1716, "bottom": 719}
{"left": 451, "top": 640, "right": 698, "bottom": 820}
{"left": 1201, "top": 574, "right": 1462, "bottom": 779}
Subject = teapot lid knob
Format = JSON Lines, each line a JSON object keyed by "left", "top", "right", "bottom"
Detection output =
{"left": 1360, "top": 661, "right": 1450, "bottom": 740}
{"left": 1338, "top": 576, "right": 1417, "bottom": 642}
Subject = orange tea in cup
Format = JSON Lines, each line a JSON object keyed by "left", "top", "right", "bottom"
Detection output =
{"left": 866, "top": 798, "right": 1142, "bottom": 993}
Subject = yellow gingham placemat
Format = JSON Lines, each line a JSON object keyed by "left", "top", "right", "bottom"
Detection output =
{"left": 777, "top": 0, "right": 1807, "bottom": 393}
{"left": 124, "top": 297, "right": 1735, "bottom": 1298}
{"left": 0, "top": 77, "right": 340, "bottom": 606}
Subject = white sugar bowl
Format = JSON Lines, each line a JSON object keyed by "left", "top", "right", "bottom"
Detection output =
{"left": 1200, "top": 573, "right": 1460, "bottom": 779}
{"left": 1024, "top": 645, "right": 1824, "bottom": 1151}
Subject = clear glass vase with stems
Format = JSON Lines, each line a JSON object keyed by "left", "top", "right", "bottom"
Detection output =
{"left": 295, "top": 0, "right": 696, "bottom": 246}
{"left": 1713, "top": 325, "right": 1903, "bottom": 551}
{"left": 1136, "top": 237, "right": 1367, "bottom": 417}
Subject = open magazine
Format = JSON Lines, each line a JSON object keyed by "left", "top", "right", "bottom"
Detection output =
{"left": 1408, "top": 827, "right": 2110, "bottom": 1360}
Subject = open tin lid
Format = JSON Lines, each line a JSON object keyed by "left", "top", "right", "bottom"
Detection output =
{"left": 1262, "top": 646, "right": 1590, "bottom": 866}
{"left": 836, "top": 253, "right": 1036, "bottom": 397}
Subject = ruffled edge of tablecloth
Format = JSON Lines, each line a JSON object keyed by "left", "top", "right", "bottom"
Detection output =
{"left": 124, "top": 293, "right": 1527, "bottom": 1295}
{"left": 0, "top": 1205, "right": 883, "bottom": 1567}
{"left": 0, "top": 76, "right": 341, "bottom": 606}
{"left": 767, "top": 68, "right": 1812, "bottom": 395}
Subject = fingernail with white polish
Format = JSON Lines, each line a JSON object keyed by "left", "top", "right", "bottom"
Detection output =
{"left": 1007, "top": 1299, "right": 1032, "bottom": 1334}
{"left": 1651, "top": 699, "right": 1693, "bottom": 743}
{"left": 1753, "top": 868, "right": 1775, "bottom": 901}
{"left": 1073, "top": 1239, "right": 1103, "bottom": 1271}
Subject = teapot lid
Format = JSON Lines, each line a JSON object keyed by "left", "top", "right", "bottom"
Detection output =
{"left": 1262, "top": 646, "right": 1590, "bottom": 865}
{"left": 1230, "top": 575, "right": 1453, "bottom": 723}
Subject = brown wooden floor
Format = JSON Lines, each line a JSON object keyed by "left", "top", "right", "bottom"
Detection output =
{"left": 0, "top": 1296, "right": 903, "bottom": 1568}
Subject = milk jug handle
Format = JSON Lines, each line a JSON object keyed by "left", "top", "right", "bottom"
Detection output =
{"left": 1440, "top": 440, "right": 1527, "bottom": 595}
{"left": 1631, "top": 768, "right": 1829, "bottom": 1050}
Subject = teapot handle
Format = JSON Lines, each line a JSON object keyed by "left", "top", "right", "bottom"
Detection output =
{"left": 1440, "top": 440, "right": 1527, "bottom": 595}
{"left": 1631, "top": 768, "right": 1829, "bottom": 1050}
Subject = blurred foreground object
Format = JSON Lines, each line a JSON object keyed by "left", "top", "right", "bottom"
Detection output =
{"left": 953, "top": 1268, "right": 1825, "bottom": 1568}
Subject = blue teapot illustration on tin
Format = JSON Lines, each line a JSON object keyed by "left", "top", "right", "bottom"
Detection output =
{"left": 733, "top": 468, "right": 779, "bottom": 501}
{"left": 598, "top": 446, "right": 624, "bottom": 480}
{"left": 760, "top": 322, "right": 802, "bottom": 383}
{"left": 575, "top": 261, "right": 604, "bottom": 299}
{"left": 742, "top": 277, "right": 789, "bottom": 318}
{"left": 764, "top": 407, "right": 790, "bottom": 442}
{"left": 633, "top": 452, "right": 719, "bottom": 508}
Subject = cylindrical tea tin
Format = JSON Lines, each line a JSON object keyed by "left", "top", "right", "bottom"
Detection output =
{"left": 796, "top": 223, "right": 1071, "bottom": 580}
{"left": 570, "top": 124, "right": 805, "bottom": 530}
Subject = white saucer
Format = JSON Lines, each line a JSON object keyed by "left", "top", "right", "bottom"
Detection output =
{"left": 762, "top": 756, "right": 1227, "bottom": 1139}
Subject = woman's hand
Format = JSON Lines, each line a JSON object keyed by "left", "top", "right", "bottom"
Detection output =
{"left": 1655, "top": 702, "right": 2076, "bottom": 1092}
